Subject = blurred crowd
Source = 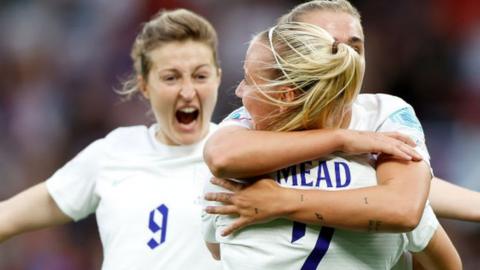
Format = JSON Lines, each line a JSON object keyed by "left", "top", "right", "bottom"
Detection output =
{"left": 0, "top": 0, "right": 478, "bottom": 269}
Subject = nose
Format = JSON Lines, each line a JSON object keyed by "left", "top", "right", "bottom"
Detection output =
{"left": 180, "top": 80, "right": 196, "bottom": 101}
{"left": 235, "top": 80, "right": 245, "bottom": 98}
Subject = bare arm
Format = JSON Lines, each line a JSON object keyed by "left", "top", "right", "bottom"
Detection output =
{"left": 205, "top": 156, "right": 431, "bottom": 235}
{"left": 0, "top": 182, "right": 72, "bottom": 243}
{"left": 430, "top": 177, "right": 480, "bottom": 222}
{"left": 207, "top": 126, "right": 480, "bottom": 223}
{"left": 204, "top": 126, "right": 421, "bottom": 179}
{"left": 412, "top": 224, "right": 462, "bottom": 270}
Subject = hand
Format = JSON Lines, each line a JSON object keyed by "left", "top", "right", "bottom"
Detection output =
{"left": 340, "top": 130, "right": 422, "bottom": 161}
{"left": 204, "top": 177, "right": 285, "bottom": 236}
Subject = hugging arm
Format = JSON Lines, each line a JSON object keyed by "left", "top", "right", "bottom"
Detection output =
{"left": 205, "top": 155, "right": 431, "bottom": 235}
{"left": 0, "top": 182, "right": 72, "bottom": 243}
{"left": 204, "top": 126, "right": 421, "bottom": 179}
{"left": 205, "top": 126, "right": 480, "bottom": 224}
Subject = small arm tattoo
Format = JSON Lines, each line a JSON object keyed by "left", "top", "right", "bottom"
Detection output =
{"left": 315, "top": 212, "right": 324, "bottom": 223}
{"left": 300, "top": 194, "right": 304, "bottom": 202}
{"left": 254, "top": 208, "right": 259, "bottom": 214}
{"left": 368, "top": 220, "right": 382, "bottom": 232}
{"left": 364, "top": 197, "right": 368, "bottom": 205}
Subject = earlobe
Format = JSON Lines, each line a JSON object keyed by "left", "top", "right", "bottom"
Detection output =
{"left": 279, "top": 86, "right": 297, "bottom": 102}
{"left": 137, "top": 75, "right": 149, "bottom": 99}
{"left": 278, "top": 86, "right": 297, "bottom": 112}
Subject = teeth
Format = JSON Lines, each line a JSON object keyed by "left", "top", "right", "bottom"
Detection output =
{"left": 179, "top": 107, "right": 197, "bottom": 113}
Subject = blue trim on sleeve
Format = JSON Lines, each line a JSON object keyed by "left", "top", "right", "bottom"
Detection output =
{"left": 388, "top": 107, "right": 423, "bottom": 133}
{"left": 221, "top": 107, "right": 251, "bottom": 123}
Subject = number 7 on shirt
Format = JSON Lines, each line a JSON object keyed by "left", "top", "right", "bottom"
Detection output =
{"left": 292, "top": 222, "right": 335, "bottom": 270}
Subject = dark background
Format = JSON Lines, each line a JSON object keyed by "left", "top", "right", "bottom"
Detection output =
{"left": 0, "top": 0, "right": 479, "bottom": 269}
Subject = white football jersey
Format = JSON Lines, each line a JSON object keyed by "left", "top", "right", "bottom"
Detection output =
{"left": 202, "top": 94, "right": 437, "bottom": 270}
{"left": 47, "top": 124, "right": 221, "bottom": 270}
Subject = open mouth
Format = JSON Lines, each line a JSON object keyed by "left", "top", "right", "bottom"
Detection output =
{"left": 175, "top": 107, "right": 199, "bottom": 126}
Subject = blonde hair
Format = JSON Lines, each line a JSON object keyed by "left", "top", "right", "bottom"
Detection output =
{"left": 120, "top": 9, "right": 219, "bottom": 97}
{"left": 250, "top": 22, "right": 363, "bottom": 132}
{"left": 278, "top": 0, "right": 361, "bottom": 24}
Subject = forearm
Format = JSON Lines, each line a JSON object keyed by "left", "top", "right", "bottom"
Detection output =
{"left": 430, "top": 177, "right": 480, "bottom": 221}
{"left": 279, "top": 159, "right": 430, "bottom": 232}
{"left": 205, "top": 127, "right": 343, "bottom": 178}
{"left": 0, "top": 183, "right": 71, "bottom": 243}
{"left": 280, "top": 184, "right": 425, "bottom": 232}
{"left": 205, "top": 158, "right": 431, "bottom": 236}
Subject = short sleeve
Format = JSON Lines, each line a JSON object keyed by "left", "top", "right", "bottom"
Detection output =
{"left": 378, "top": 106, "right": 431, "bottom": 164}
{"left": 45, "top": 139, "right": 104, "bottom": 221}
{"left": 219, "top": 107, "right": 254, "bottom": 130}
{"left": 404, "top": 203, "right": 439, "bottom": 252}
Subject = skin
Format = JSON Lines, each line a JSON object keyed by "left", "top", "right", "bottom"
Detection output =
{"left": 203, "top": 10, "right": 461, "bottom": 270}
{"left": 234, "top": 42, "right": 281, "bottom": 131}
{"left": 0, "top": 183, "right": 71, "bottom": 243}
{"left": 429, "top": 177, "right": 480, "bottom": 221}
{"left": 139, "top": 40, "right": 221, "bottom": 146}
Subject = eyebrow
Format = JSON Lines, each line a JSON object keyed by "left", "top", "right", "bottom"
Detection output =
{"left": 348, "top": 36, "right": 364, "bottom": 45}
{"left": 194, "top": 64, "right": 212, "bottom": 72}
{"left": 157, "top": 64, "right": 212, "bottom": 73}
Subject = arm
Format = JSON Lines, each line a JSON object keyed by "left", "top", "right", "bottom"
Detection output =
{"left": 0, "top": 182, "right": 72, "bottom": 243}
{"left": 412, "top": 224, "right": 462, "bottom": 270}
{"left": 204, "top": 126, "right": 421, "bottom": 178}
{"left": 430, "top": 177, "right": 480, "bottom": 222}
{"left": 205, "top": 156, "right": 431, "bottom": 235}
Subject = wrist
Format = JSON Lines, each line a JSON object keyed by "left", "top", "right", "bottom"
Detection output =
{"left": 333, "top": 129, "right": 347, "bottom": 152}
{"left": 278, "top": 187, "right": 301, "bottom": 219}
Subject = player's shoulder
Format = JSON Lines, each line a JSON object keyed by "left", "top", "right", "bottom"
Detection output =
{"left": 207, "top": 122, "right": 219, "bottom": 135}
{"left": 354, "top": 93, "right": 424, "bottom": 135}
{"left": 356, "top": 94, "right": 414, "bottom": 120}
{"left": 220, "top": 106, "right": 253, "bottom": 129}
{"left": 224, "top": 106, "right": 251, "bottom": 121}
{"left": 105, "top": 125, "right": 149, "bottom": 142}
{"left": 101, "top": 125, "right": 151, "bottom": 153}
{"left": 356, "top": 93, "right": 411, "bottom": 112}
{"left": 351, "top": 93, "right": 419, "bottom": 131}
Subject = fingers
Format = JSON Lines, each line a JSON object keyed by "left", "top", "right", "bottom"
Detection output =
{"left": 205, "top": 205, "right": 238, "bottom": 215}
{"left": 385, "top": 137, "right": 422, "bottom": 161}
{"left": 399, "top": 143, "right": 422, "bottom": 161}
{"left": 381, "top": 142, "right": 422, "bottom": 161}
{"left": 376, "top": 132, "right": 422, "bottom": 161}
{"left": 210, "top": 177, "right": 243, "bottom": 192}
{"left": 387, "top": 147, "right": 411, "bottom": 161}
{"left": 383, "top": 132, "right": 416, "bottom": 147}
{"left": 205, "top": 192, "right": 233, "bottom": 203}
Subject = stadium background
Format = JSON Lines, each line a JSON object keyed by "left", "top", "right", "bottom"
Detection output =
{"left": 0, "top": 0, "right": 479, "bottom": 268}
